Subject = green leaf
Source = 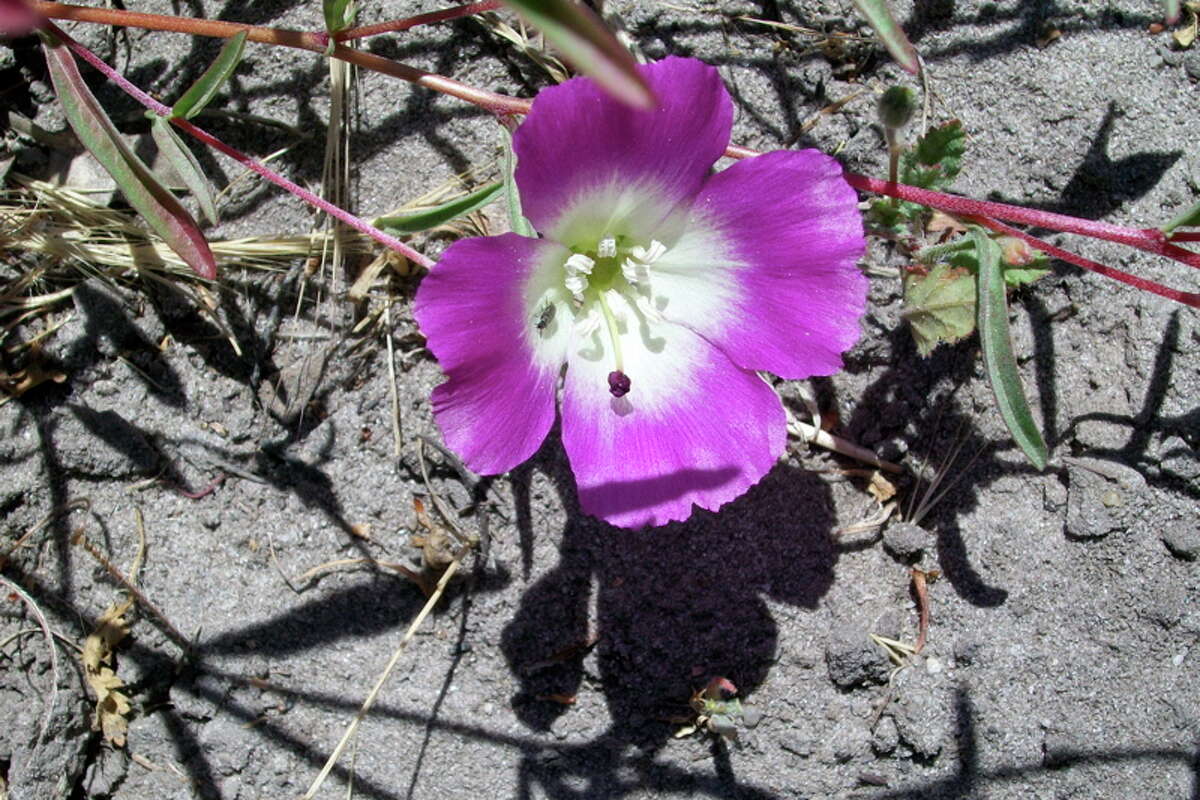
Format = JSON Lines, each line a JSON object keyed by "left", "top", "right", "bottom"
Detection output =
{"left": 973, "top": 228, "right": 1048, "bottom": 470}
{"left": 150, "top": 116, "right": 219, "bottom": 226}
{"left": 851, "top": 0, "right": 920, "bottom": 73}
{"left": 501, "top": 0, "right": 654, "bottom": 109}
{"left": 1165, "top": 0, "right": 1181, "bottom": 25}
{"left": 323, "top": 0, "right": 358, "bottom": 34}
{"left": 373, "top": 181, "right": 504, "bottom": 235}
{"left": 901, "top": 120, "right": 965, "bottom": 191}
{"left": 1161, "top": 197, "right": 1200, "bottom": 235}
{"left": 1001, "top": 249, "right": 1050, "bottom": 287}
{"left": 41, "top": 32, "right": 217, "bottom": 279}
{"left": 170, "top": 31, "right": 247, "bottom": 120}
{"left": 901, "top": 261, "right": 977, "bottom": 356}
{"left": 501, "top": 122, "right": 536, "bottom": 237}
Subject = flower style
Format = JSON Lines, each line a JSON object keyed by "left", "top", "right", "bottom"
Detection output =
{"left": 413, "top": 57, "right": 866, "bottom": 529}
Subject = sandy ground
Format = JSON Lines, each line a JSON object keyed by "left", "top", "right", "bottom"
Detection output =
{"left": 2, "top": 0, "right": 1198, "bottom": 798}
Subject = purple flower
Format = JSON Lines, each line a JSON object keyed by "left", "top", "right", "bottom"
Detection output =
{"left": 413, "top": 57, "right": 866, "bottom": 529}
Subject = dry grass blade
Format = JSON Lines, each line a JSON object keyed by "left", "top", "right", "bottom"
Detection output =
{"left": 0, "top": 574, "right": 60, "bottom": 753}
{"left": 301, "top": 542, "right": 473, "bottom": 800}
{"left": 0, "top": 175, "right": 373, "bottom": 284}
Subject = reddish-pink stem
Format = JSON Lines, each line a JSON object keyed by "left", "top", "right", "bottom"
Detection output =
{"left": 335, "top": 0, "right": 503, "bottom": 41}
{"left": 973, "top": 216, "right": 1199, "bottom": 308}
{"left": 46, "top": 22, "right": 434, "bottom": 270}
{"left": 1169, "top": 232, "right": 1200, "bottom": 242}
{"left": 725, "top": 144, "right": 1200, "bottom": 272}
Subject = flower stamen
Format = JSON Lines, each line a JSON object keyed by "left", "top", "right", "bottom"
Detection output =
{"left": 564, "top": 253, "right": 595, "bottom": 300}
{"left": 596, "top": 291, "right": 628, "bottom": 395}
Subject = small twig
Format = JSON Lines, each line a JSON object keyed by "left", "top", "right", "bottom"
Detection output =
{"left": 73, "top": 519, "right": 190, "bottom": 654}
{"left": 385, "top": 301, "right": 403, "bottom": 459}
{"left": 1, "top": 497, "right": 90, "bottom": 568}
{"left": 171, "top": 472, "right": 226, "bottom": 500}
{"left": 0, "top": 574, "right": 60, "bottom": 754}
{"left": 786, "top": 412, "right": 902, "bottom": 473}
{"left": 301, "top": 544, "right": 472, "bottom": 800}
{"left": 911, "top": 569, "right": 930, "bottom": 655}
{"left": 335, "top": 0, "right": 502, "bottom": 41}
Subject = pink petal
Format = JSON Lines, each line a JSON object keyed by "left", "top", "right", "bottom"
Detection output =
{"left": 0, "top": 0, "right": 42, "bottom": 35}
{"left": 514, "top": 57, "right": 732, "bottom": 243}
{"left": 560, "top": 319, "right": 785, "bottom": 529}
{"left": 413, "top": 234, "right": 571, "bottom": 475}
{"left": 652, "top": 149, "right": 867, "bottom": 378}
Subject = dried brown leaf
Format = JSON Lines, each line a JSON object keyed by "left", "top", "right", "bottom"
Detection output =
{"left": 868, "top": 471, "right": 898, "bottom": 503}
{"left": 82, "top": 599, "right": 134, "bottom": 747}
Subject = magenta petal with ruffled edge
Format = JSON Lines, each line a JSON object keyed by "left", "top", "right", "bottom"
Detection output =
{"left": 413, "top": 234, "right": 568, "bottom": 475}
{"left": 654, "top": 150, "right": 867, "bottom": 379}
{"left": 559, "top": 324, "right": 786, "bottom": 529}
{"left": 514, "top": 57, "right": 732, "bottom": 241}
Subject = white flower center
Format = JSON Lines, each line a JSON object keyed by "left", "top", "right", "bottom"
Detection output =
{"left": 555, "top": 235, "right": 669, "bottom": 397}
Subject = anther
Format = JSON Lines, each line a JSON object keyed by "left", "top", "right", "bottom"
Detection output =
{"left": 597, "top": 237, "right": 617, "bottom": 258}
{"left": 607, "top": 370, "right": 631, "bottom": 398}
{"left": 565, "top": 253, "right": 595, "bottom": 275}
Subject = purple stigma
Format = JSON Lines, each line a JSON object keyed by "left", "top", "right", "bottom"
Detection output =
{"left": 607, "top": 370, "right": 631, "bottom": 398}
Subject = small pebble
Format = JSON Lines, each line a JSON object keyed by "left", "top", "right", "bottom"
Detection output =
{"left": 1161, "top": 526, "right": 1200, "bottom": 560}
{"left": 882, "top": 521, "right": 928, "bottom": 560}
{"left": 1186, "top": 50, "right": 1200, "bottom": 81}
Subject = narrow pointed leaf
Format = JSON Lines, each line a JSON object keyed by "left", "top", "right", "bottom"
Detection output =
{"left": 1164, "top": 0, "right": 1181, "bottom": 24}
{"left": 1161, "top": 197, "right": 1200, "bottom": 235}
{"left": 851, "top": 0, "right": 919, "bottom": 73}
{"left": 973, "top": 228, "right": 1047, "bottom": 470}
{"left": 323, "top": 0, "right": 358, "bottom": 34}
{"left": 373, "top": 181, "right": 504, "bottom": 235}
{"left": 42, "top": 32, "right": 217, "bottom": 279}
{"left": 150, "top": 116, "right": 219, "bottom": 225}
{"left": 170, "top": 30, "right": 247, "bottom": 120}
{"left": 501, "top": 0, "right": 654, "bottom": 109}
{"left": 501, "top": 123, "right": 535, "bottom": 237}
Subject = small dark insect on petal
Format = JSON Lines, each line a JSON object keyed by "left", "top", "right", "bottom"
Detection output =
{"left": 607, "top": 370, "right": 631, "bottom": 398}
{"left": 535, "top": 303, "right": 556, "bottom": 331}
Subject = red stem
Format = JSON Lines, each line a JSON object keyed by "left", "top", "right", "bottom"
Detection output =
{"left": 32, "top": 1, "right": 529, "bottom": 114}
{"left": 973, "top": 216, "right": 1199, "bottom": 308}
{"left": 724, "top": 143, "right": 1200, "bottom": 272}
{"left": 43, "top": 22, "right": 434, "bottom": 269}
{"left": 335, "top": 0, "right": 503, "bottom": 41}
{"left": 840, "top": 172, "right": 1200, "bottom": 271}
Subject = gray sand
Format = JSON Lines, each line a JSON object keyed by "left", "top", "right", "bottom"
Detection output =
{"left": 2, "top": 1, "right": 1197, "bottom": 798}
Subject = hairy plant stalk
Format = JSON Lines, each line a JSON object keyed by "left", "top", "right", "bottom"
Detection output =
{"left": 32, "top": 1, "right": 530, "bottom": 114}
{"left": 335, "top": 0, "right": 503, "bottom": 41}
{"left": 45, "top": 22, "right": 435, "bottom": 269}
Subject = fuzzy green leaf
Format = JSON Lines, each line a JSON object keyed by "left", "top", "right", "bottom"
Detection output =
{"left": 170, "top": 31, "right": 247, "bottom": 120}
{"left": 42, "top": 32, "right": 216, "bottom": 279}
{"left": 1002, "top": 254, "right": 1051, "bottom": 287}
{"left": 502, "top": 0, "right": 653, "bottom": 109}
{"left": 901, "top": 262, "right": 977, "bottom": 355}
{"left": 374, "top": 181, "right": 504, "bottom": 235}
{"left": 150, "top": 117, "right": 218, "bottom": 226}
{"left": 1161, "top": 197, "right": 1200, "bottom": 235}
{"left": 323, "top": 0, "right": 358, "bottom": 34}
{"left": 974, "top": 228, "right": 1048, "bottom": 470}
{"left": 902, "top": 120, "right": 965, "bottom": 191}
{"left": 851, "top": 0, "right": 919, "bottom": 73}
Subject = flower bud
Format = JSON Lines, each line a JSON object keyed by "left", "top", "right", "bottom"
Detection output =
{"left": 997, "top": 236, "right": 1035, "bottom": 266}
{"left": 877, "top": 86, "right": 917, "bottom": 130}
